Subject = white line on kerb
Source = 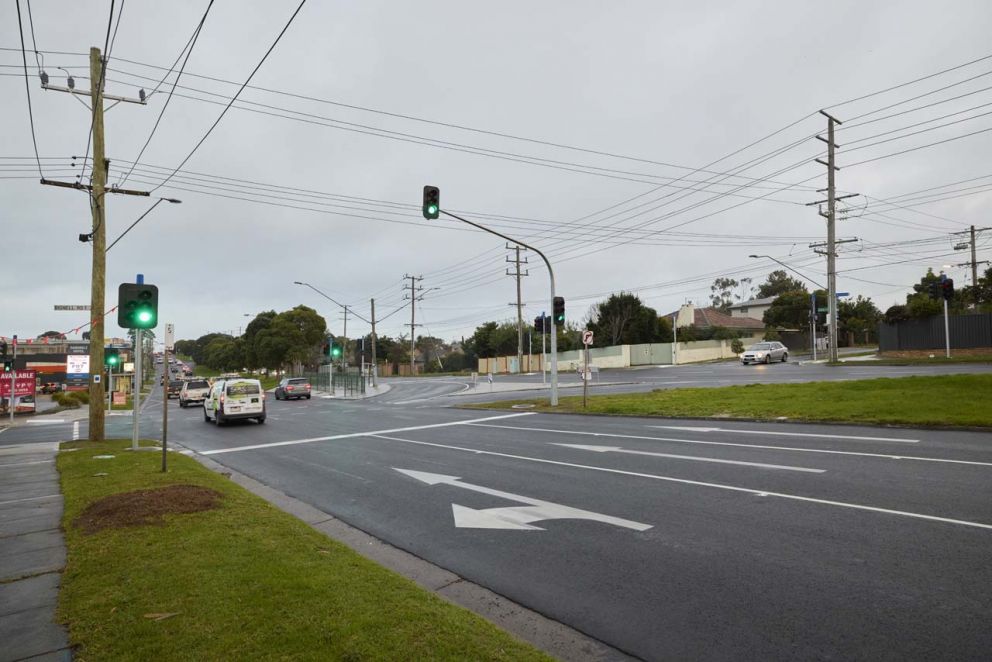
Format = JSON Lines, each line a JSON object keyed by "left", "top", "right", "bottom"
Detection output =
{"left": 369, "top": 434, "right": 992, "bottom": 531}
{"left": 469, "top": 423, "right": 992, "bottom": 468}
{"left": 72, "top": 421, "right": 80, "bottom": 441}
{"left": 199, "top": 412, "right": 537, "bottom": 455}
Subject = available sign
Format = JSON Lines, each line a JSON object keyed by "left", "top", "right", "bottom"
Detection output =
{"left": 0, "top": 369, "right": 36, "bottom": 398}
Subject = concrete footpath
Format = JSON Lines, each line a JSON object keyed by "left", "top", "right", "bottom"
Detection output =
{"left": 0, "top": 442, "right": 71, "bottom": 661}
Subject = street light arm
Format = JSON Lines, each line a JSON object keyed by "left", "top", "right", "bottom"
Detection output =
{"left": 749, "top": 255, "right": 826, "bottom": 291}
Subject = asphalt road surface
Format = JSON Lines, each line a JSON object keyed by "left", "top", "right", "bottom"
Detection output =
{"left": 3, "top": 367, "right": 990, "bottom": 660}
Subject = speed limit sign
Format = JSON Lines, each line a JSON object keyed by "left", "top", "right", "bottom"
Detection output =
{"left": 582, "top": 330, "right": 594, "bottom": 346}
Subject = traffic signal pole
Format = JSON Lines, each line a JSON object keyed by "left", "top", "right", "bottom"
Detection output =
{"left": 944, "top": 298, "right": 951, "bottom": 359}
{"left": 439, "top": 210, "right": 559, "bottom": 406}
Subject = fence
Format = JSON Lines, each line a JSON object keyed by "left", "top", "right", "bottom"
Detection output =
{"left": 476, "top": 333, "right": 764, "bottom": 374}
{"left": 879, "top": 313, "right": 992, "bottom": 351}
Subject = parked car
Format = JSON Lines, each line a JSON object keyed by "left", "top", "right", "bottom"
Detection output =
{"left": 167, "top": 380, "right": 184, "bottom": 398}
{"left": 39, "top": 382, "right": 61, "bottom": 394}
{"left": 741, "top": 341, "right": 788, "bottom": 364}
{"left": 203, "top": 378, "right": 266, "bottom": 426}
{"left": 275, "top": 377, "right": 312, "bottom": 400}
{"left": 179, "top": 379, "right": 210, "bottom": 408}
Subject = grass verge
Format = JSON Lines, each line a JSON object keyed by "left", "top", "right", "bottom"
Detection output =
{"left": 464, "top": 374, "right": 992, "bottom": 427}
{"left": 57, "top": 439, "right": 547, "bottom": 661}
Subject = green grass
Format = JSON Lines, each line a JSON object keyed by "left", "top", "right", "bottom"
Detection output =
{"left": 57, "top": 440, "right": 548, "bottom": 661}
{"left": 466, "top": 374, "right": 992, "bottom": 427}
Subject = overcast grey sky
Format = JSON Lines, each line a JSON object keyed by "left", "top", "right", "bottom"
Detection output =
{"left": 2, "top": 0, "right": 991, "bottom": 345}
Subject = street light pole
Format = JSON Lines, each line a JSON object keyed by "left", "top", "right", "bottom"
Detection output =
{"left": 439, "top": 210, "right": 559, "bottom": 406}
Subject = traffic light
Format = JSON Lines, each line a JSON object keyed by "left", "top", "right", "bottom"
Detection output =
{"left": 553, "top": 297, "right": 565, "bottom": 325}
{"left": 3, "top": 360, "right": 11, "bottom": 373}
{"left": 941, "top": 278, "right": 955, "bottom": 301}
{"left": 118, "top": 283, "right": 159, "bottom": 329}
{"left": 928, "top": 281, "right": 941, "bottom": 300}
{"left": 534, "top": 316, "right": 545, "bottom": 334}
{"left": 0, "top": 340, "right": 6, "bottom": 357}
{"left": 422, "top": 185, "right": 440, "bottom": 220}
{"left": 330, "top": 342, "right": 342, "bottom": 359}
{"left": 105, "top": 348, "right": 120, "bottom": 368}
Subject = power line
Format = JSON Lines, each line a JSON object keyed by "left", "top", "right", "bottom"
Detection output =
{"left": 14, "top": 0, "right": 42, "bottom": 177}
{"left": 116, "top": 0, "right": 214, "bottom": 187}
{"left": 149, "top": 0, "right": 307, "bottom": 193}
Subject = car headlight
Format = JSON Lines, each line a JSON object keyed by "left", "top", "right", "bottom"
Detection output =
{"left": 755, "top": 352, "right": 764, "bottom": 357}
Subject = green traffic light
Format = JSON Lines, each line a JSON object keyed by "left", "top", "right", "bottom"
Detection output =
{"left": 427, "top": 204, "right": 438, "bottom": 215}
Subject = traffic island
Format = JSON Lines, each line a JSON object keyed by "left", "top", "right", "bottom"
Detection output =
{"left": 463, "top": 374, "right": 992, "bottom": 428}
{"left": 56, "top": 439, "right": 549, "bottom": 661}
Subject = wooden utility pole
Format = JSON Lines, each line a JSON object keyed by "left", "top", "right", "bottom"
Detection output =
{"left": 971, "top": 225, "right": 979, "bottom": 291}
{"left": 370, "top": 298, "right": 378, "bottom": 388}
{"left": 88, "top": 47, "right": 107, "bottom": 441}
{"left": 403, "top": 274, "right": 423, "bottom": 376}
{"left": 506, "top": 244, "right": 529, "bottom": 373}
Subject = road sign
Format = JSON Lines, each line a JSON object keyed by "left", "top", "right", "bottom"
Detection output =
{"left": 582, "top": 330, "right": 594, "bottom": 346}
{"left": 54, "top": 305, "right": 90, "bottom": 311}
{"left": 836, "top": 292, "right": 850, "bottom": 297}
{"left": 817, "top": 307, "right": 828, "bottom": 312}
{"left": 164, "top": 323, "right": 175, "bottom": 351}
{"left": 396, "top": 468, "right": 651, "bottom": 531}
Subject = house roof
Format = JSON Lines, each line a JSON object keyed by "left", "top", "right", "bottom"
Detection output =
{"left": 664, "top": 306, "right": 765, "bottom": 329}
{"left": 728, "top": 296, "right": 777, "bottom": 309}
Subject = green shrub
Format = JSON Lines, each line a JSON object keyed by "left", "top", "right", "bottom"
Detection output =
{"left": 53, "top": 392, "right": 81, "bottom": 408}
{"left": 66, "top": 390, "right": 90, "bottom": 405}
{"left": 731, "top": 338, "right": 745, "bottom": 354}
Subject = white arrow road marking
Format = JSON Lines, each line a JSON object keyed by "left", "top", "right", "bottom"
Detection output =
{"left": 394, "top": 468, "right": 652, "bottom": 532}
{"left": 468, "top": 423, "right": 992, "bottom": 467}
{"left": 200, "top": 412, "right": 536, "bottom": 455}
{"left": 371, "top": 435, "right": 992, "bottom": 530}
{"left": 650, "top": 425, "right": 918, "bottom": 443}
{"left": 553, "top": 444, "right": 824, "bottom": 473}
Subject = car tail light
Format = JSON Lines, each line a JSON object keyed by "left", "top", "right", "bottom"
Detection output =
{"left": 305, "top": 384, "right": 310, "bottom": 389}
{"left": 287, "top": 386, "right": 294, "bottom": 391}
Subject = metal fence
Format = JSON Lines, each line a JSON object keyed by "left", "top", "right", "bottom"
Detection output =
{"left": 332, "top": 371, "right": 366, "bottom": 396}
{"left": 879, "top": 313, "right": 992, "bottom": 351}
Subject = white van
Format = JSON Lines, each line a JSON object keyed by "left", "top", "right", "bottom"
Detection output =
{"left": 203, "top": 378, "right": 266, "bottom": 426}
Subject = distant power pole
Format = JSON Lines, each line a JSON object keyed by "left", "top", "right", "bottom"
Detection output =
{"left": 810, "top": 111, "right": 858, "bottom": 363}
{"left": 338, "top": 305, "right": 350, "bottom": 367}
{"left": 951, "top": 226, "right": 990, "bottom": 307}
{"left": 403, "top": 274, "right": 424, "bottom": 375}
{"left": 370, "top": 298, "right": 378, "bottom": 388}
{"left": 506, "top": 244, "right": 529, "bottom": 373}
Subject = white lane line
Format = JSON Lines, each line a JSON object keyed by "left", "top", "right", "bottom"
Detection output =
{"left": 551, "top": 444, "right": 824, "bottom": 473}
{"left": 0, "top": 494, "right": 62, "bottom": 507}
{"left": 72, "top": 421, "right": 80, "bottom": 441}
{"left": 468, "top": 423, "right": 992, "bottom": 468}
{"left": 369, "top": 434, "right": 992, "bottom": 530}
{"left": 200, "top": 412, "right": 536, "bottom": 455}
{"left": 26, "top": 419, "right": 65, "bottom": 425}
{"left": 650, "top": 425, "right": 918, "bottom": 444}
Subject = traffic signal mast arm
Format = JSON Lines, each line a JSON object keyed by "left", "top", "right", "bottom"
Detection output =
{"left": 434, "top": 206, "right": 560, "bottom": 406}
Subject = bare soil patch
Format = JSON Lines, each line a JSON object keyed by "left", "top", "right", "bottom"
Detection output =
{"left": 74, "top": 484, "right": 222, "bottom": 535}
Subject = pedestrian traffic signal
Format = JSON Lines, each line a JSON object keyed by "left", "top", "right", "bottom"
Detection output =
{"left": 118, "top": 283, "right": 159, "bottom": 329}
{"left": 941, "top": 278, "right": 955, "bottom": 300}
{"left": 105, "top": 348, "right": 120, "bottom": 368}
{"left": 553, "top": 297, "right": 565, "bottom": 325}
{"left": 422, "top": 185, "right": 440, "bottom": 220}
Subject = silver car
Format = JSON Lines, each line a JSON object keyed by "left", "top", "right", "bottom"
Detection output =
{"left": 741, "top": 341, "right": 788, "bottom": 364}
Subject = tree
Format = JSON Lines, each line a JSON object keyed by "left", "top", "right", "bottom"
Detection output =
{"left": 244, "top": 310, "right": 277, "bottom": 369}
{"left": 37, "top": 330, "right": 66, "bottom": 340}
{"left": 202, "top": 336, "right": 245, "bottom": 372}
{"left": 756, "top": 270, "right": 807, "bottom": 298}
{"left": 709, "top": 277, "right": 740, "bottom": 312}
{"left": 588, "top": 293, "right": 664, "bottom": 346}
{"left": 963, "top": 266, "right": 992, "bottom": 311}
{"left": 883, "top": 305, "right": 909, "bottom": 324}
{"left": 903, "top": 269, "right": 967, "bottom": 320}
{"left": 763, "top": 289, "right": 824, "bottom": 329}
{"left": 838, "top": 295, "right": 881, "bottom": 344}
